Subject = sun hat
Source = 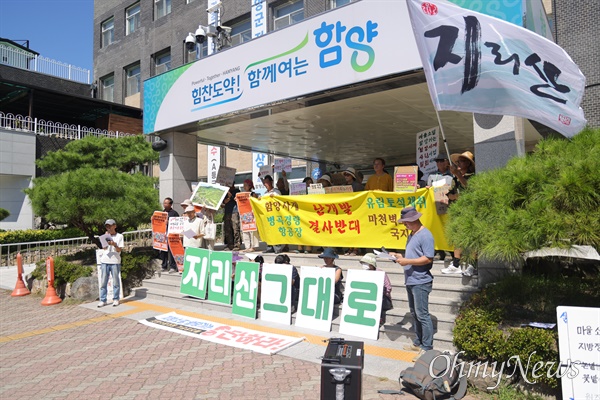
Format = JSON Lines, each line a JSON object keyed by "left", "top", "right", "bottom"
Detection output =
{"left": 434, "top": 154, "right": 449, "bottom": 161}
{"left": 318, "top": 247, "right": 338, "bottom": 259}
{"left": 450, "top": 151, "right": 475, "bottom": 168}
{"left": 343, "top": 167, "right": 357, "bottom": 179}
{"left": 185, "top": 205, "right": 196, "bottom": 212}
{"left": 104, "top": 219, "right": 116, "bottom": 226}
{"left": 319, "top": 174, "right": 332, "bottom": 184}
{"left": 243, "top": 179, "right": 255, "bottom": 190}
{"left": 399, "top": 206, "right": 422, "bottom": 223}
{"left": 360, "top": 253, "right": 377, "bottom": 270}
{"left": 180, "top": 199, "right": 192, "bottom": 206}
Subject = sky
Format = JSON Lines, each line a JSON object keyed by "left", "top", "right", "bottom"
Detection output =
{"left": 0, "top": 0, "right": 94, "bottom": 72}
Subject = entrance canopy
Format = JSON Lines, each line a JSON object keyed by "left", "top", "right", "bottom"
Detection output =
{"left": 144, "top": 0, "right": 542, "bottom": 169}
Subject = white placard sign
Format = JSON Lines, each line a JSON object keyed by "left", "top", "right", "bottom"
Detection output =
{"left": 216, "top": 165, "right": 237, "bottom": 187}
{"left": 556, "top": 306, "right": 600, "bottom": 400}
{"left": 168, "top": 217, "right": 185, "bottom": 234}
{"left": 274, "top": 158, "right": 292, "bottom": 173}
{"left": 307, "top": 183, "right": 325, "bottom": 195}
{"left": 290, "top": 182, "right": 307, "bottom": 195}
{"left": 339, "top": 269, "right": 384, "bottom": 341}
{"left": 295, "top": 266, "right": 335, "bottom": 332}
{"left": 258, "top": 165, "right": 271, "bottom": 179}
{"left": 416, "top": 126, "right": 439, "bottom": 177}
{"left": 260, "top": 263, "right": 293, "bottom": 325}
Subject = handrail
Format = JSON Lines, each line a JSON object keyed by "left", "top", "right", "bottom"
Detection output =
{"left": 0, "top": 229, "right": 153, "bottom": 267}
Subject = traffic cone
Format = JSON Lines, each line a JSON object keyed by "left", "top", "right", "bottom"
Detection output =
{"left": 41, "top": 257, "right": 62, "bottom": 306}
{"left": 11, "top": 253, "right": 31, "bottom": 297}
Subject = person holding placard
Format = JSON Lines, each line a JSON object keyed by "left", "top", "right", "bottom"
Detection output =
{"left": 318, "top": 248, "right": 344, "bottom": 305}
{"left": 360, "top": 253, "right": 392, "bottom": 328}
{"left": 240, "top": 179, "right": 261, "bottom": 252}
{"left": 390, "top": 207, "right": 435, "bottom": 361}
{"left": 160, "top": 197, "right": 179, "bottom": 273}
{"left": 182, "top": 205, "right": 204, "bottom": 249}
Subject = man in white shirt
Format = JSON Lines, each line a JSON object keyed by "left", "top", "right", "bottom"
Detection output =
{"left": 182, "top": 205, "right": 204, "bottom": 248}
{"left": 98, "top": 219, "right": 124, "bottom": 307}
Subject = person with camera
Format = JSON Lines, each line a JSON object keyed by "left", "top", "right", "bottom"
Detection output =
{"left": 98, "top": 219, "right": 124, "bottom": 308}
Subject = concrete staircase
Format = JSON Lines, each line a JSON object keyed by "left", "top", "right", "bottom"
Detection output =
{"left": 134, "top": 251, "right": 479, "bottom": 351}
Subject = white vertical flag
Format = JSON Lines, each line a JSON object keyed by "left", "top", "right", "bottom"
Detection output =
{"left": 406, "top": 0, "right": 586, "bottom": 137}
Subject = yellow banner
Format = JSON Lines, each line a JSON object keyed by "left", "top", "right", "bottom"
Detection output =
{"left": 250, "top": 189, "right": 451, "bottom": 250}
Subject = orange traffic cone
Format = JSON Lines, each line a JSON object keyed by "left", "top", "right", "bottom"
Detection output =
{"left": 41, "top": 257, "right": 61, "bottom": 306}
{"left": 11, "top": 253, "right": 31, "bottom": 297}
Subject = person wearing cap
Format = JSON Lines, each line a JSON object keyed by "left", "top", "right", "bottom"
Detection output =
{"left": 182, "top": 205, "right": 204, "bottom": 249}
{"left": 180, "top": 199, "right": 204, "bottom": 218}
{"left": 240, "top": 179, "right": 261, "bottom": 252}
{"left": 360, "top": 253, "right": 392, "bottom": 327}
{"left": 343, "top": 167, "right": 364, "bottom": 192}
{"left": 260, "top": 175, "right": 286, "bottom": 254}
{"left": 426, "top": 155, "right": 454, "bottom": 188}
{"left": 160, "top": 197, "right": 179, "bottom": 273}
{"left": 444, "top": 151, "right": 476, "bottom": 275}
{"left": 318, "top": 248, "right": 344, "bottom": 304}
{"left": 365, "top": 158, "right": 393, "bottom": 191}
{"left": 317, "top": 174, "right": 332, "bottom": 187}
{"left": 98, "top": 219, "right": 124, "bottom": 307}
{"left": 389, "top": 207, "right": 435, "bottom": 360}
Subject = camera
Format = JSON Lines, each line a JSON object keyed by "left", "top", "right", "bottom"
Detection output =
{"left": 195, "top": 26, "right": 206, "bottom": 43}
{"left": 185, "top": 33, "right": 196, "bottom": 51}
{"left": 216, "top": 25, "right": 232, "bottom": 35}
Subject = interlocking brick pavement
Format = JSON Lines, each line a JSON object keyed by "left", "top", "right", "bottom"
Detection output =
{"left": 1, "top": 291, "right": 420, "bottom": 399}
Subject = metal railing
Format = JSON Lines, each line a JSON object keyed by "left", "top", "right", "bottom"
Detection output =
{"left": 0, "top": 45, "right": 91, "bottom": 84}
{"left": 0, "top": 229, "right": 153, "bottom": 267}
{"left": 0, "top": 112, "right": 136, "bottom": 140}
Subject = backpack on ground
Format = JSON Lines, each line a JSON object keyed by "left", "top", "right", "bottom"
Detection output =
{"left": 399, "top": 350, "right": 467, "bottom": 400}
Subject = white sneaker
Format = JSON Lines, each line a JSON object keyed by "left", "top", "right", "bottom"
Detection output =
{"left": 112, "top": 300, "right": 120, "bottom": 307}
{"left": 97, "top": 301, "right": 107, "bottom": 308}
{"left": 462, "top": 265, "right": 475, "bottom": 277}
{"left": 441, "top": 265, "right": 462, "bottom": 274}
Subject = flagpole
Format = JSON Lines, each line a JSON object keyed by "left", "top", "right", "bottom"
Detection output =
{"left": 434, "top": 109, "right": 453, "bottom": 164}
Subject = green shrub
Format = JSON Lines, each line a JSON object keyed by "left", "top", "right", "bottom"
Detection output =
{"left": 31, "top": 257, "right": 93, "bottom": 287}
{"left": 452, "top": 273, "right": 599, "bottom": 389}
{"left": 0, "top": 227, "right": 85, "bottom": 244}
{"left": 502, "top": 328, "right": 558, "bottom": 388}
{"left": 0, "top": 208, "right": 9, "bottom": 221}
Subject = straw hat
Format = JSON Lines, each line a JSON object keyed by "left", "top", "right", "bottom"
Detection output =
{"left": 343, "top": 167, "right": 357, "bottom": 179}
{"left": 450, "top": 151, "right": 475, "bottom": 168}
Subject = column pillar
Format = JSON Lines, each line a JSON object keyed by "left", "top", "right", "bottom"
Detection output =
{"left": 472, "top": 114, "right": 524, "bottom": 286}
{"left": 159, "top": 131, "right": 198, "bottom": 214}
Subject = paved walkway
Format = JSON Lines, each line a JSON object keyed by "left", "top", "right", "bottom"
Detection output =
{"left": 0, "top": 289, "right": 416, "bottom": 399}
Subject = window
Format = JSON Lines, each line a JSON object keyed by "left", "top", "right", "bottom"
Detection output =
{"left": 126, "top": 3, "right": 141, "bottom": 35}
{"left": 187, "top": 41, "right": 208, "bottom": 63}
{"left": 329, "top": 0, "right": 352, "bottom": 9}
{"left": 155, "top": 0, "right": 171, "bottom": 19}
{"left": 273, "top": 0, "right": 304, "bottom": 30}
{"left": 125, "top": 63, "right": 141, "bottom": 96}
{"left": 230, "top": 19, "right": 252, "bottom": 47}
{"left": 101, "top": 17, "right": 114, "bottom": 47}
{"left": 100, "top": 74, "right": 114, "bottom": 102}
{"left": 154, "top": 50, "right": 171, "bottom": 75}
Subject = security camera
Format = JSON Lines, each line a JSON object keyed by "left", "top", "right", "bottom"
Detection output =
{"left": 185, "top": 33, "right": 196, "bottom": 51}
{"left": 216, "top": 25, "right": 232, "bottom": 35}
{"left": 195, "top": 26, "right": 206, "bottom": 43}
{"left": 152, "top": 139, "right": 168, "bottom": 152}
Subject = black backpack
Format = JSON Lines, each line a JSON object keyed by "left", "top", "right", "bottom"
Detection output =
{"left": 399, "top": 350, "right": 467, "bottom": 400}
